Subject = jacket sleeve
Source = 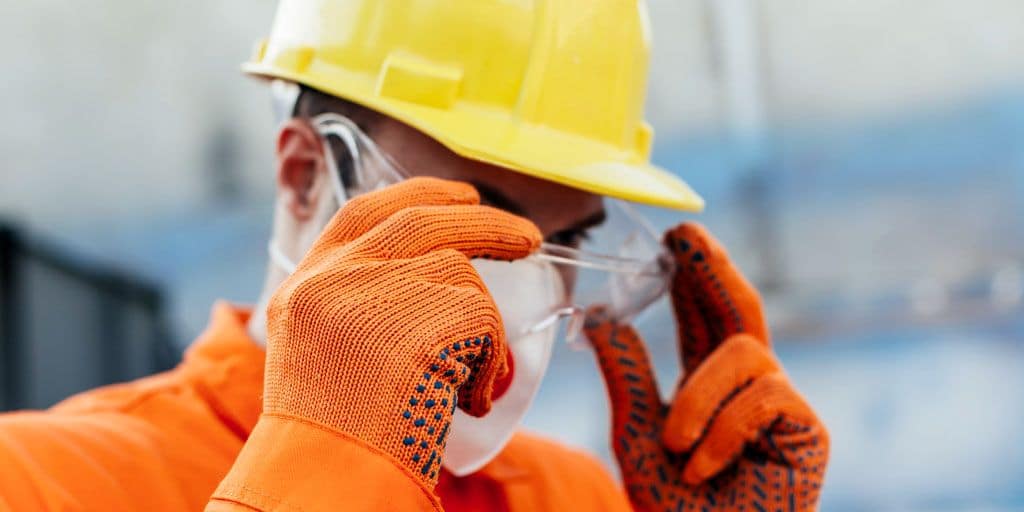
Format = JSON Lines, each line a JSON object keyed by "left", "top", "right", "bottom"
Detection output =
{"left": 0, "top": 373, "right": 250, "bottom": 511}
{"left": 206, "top": 413, "right": 443, "bottom": 512}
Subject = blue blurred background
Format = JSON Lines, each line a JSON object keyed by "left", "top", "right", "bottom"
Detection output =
{"left": 1, "top": 1, "right": 1022, "bottom": 510}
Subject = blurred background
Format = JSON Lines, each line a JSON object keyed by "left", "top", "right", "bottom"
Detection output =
{"left": 1, "top": 1, "right": 1022, "bottom": 510}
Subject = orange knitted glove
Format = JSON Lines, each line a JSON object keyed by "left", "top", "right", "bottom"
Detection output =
{"left": 263, "top": 177, "right": 542, "bottom": 488}
{"left": 585, "top": 223, "right": 829, "bottom": 511}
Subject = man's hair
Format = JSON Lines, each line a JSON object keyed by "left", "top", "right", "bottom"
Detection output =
{"left": 295, "top": 85, "right": 379, "bottom": 130}
{"left": 270, "top": 80, "right": 380, "bottom": 130}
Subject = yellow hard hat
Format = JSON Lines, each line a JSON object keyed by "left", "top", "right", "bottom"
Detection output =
{"left": 244, "top": 0, "right": 704, "bottom": 211}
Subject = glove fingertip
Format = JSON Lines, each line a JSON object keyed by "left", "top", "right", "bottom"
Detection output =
{"left": 405, "top": 176, "right": 481, "bottom": 205}
{"left": 457, "top": 378, "right": 494, "bottom": 418}
{"left": 663, "top": 222, "right": 710, "bottom": 255}
{"left": 583, "top": 304, "right": 612, "bottom": 325}
{"left": 682, "top": 453, "right": 711, "bottom": 486}
{"left": 456, "top": 332, "right": 508, "bottom": 418}
{"left": 502, "top": 211, "right": 543, "bottom": 255}
{"left": 581, "top": 310, "right": 616, "bottom": 354}
{"left": 660, "top": 418, "right": 699, "bottom": 453}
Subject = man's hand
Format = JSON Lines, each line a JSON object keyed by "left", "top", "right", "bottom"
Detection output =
{"left": 262, "top": 177, "right": 541, "bottom": 488}
{"left": 585, "top": 224, "right": 828, "bottom": 511}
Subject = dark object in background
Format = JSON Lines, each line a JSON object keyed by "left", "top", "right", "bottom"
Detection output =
{"left": 0, "top": 223, "right": 177, "bottom": 411}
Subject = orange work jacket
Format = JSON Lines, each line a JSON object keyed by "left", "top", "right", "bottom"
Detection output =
{"left": 0, "top": 302, "right": 632, "bottom": 511}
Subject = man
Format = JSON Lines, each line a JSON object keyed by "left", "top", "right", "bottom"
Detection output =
{"left": 0, "top": 1, "right": 828, "bottom": 511}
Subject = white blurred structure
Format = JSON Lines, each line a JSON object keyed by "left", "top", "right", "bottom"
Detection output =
{"left": 0, "top": 1, "right": 279, "bottom": 229}
{"left": 646, "top": 0, "right": 1024, "bottom": 136}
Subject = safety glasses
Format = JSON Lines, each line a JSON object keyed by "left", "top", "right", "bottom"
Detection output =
{"left": 312, "top": 113, "right": 673, "bottom": 345}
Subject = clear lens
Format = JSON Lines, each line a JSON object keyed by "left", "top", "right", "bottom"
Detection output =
{"left": 534, "top": 200, "right": 674, "bottom": 324}
{"left": 312, "top": 113, "right": 672, "bottom": 334}
{"left": 314, "top": 113, "right": 408, "bottom": 200}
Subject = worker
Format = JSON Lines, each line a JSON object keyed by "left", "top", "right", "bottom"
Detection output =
{"left": 0, "top": 1, "right": 828, "bottom": 511}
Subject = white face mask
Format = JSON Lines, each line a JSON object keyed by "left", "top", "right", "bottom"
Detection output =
{"left": 443, "top": 258, "right": 562, "bottom": 476}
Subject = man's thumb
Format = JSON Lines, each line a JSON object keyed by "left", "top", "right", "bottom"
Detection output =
{"left": 583, "top": 307, "right": 663, "bottom": 453}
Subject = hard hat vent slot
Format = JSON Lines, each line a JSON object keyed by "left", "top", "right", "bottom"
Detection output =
{"left": 376, "top": 52, "right": 463, "bottom": 110}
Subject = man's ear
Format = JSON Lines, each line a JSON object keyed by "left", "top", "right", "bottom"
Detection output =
{"left": 276, "top": 118, "right": 327, "bottom": 221}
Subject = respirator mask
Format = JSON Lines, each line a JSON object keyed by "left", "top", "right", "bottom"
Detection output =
{"left": 268, "top": 90, "right": 673, "bottom": 475}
